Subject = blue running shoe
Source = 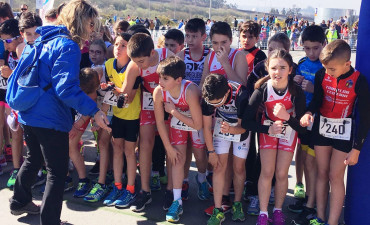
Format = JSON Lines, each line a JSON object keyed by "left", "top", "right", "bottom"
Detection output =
{"left": 114, "top": 189, "right": 136, "bottom": 208}
{"left": 196, "top": 174, "right": 210, "bottom": 200}
{"left": 103, "top": 184, "right": 123, "bottom": 206}
{"left": 166, "top": 200, "right": 183, "bottom": 223}
{"left": 73, "top": 181, "right": 91, "bottom": 198}
{"left": 84, "top": 183, "right": 109, "bottom": 202}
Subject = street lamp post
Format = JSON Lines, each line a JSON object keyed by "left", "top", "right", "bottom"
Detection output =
{"left": 209, "top": 0, "right": 212, "bottom": 19}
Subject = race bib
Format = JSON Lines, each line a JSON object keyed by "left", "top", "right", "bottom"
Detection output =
{"left": 170, "top": 110, "right": 196, "bottom": 131}
{"left": 142, "top": 91, "right": 154, "bottom": 110}
{"left": 213, "top": 118, "right": 241, "bottom": 142}
{"left": 0, "top": 75, "right": 7, "bottom": 89}
{"left": 263, "top": 120, "right": 293, "bottom": 140}
{"left": 103, "top": 91, "right": 117, "bottom": 106}
{"left": 319, "top": 116, "right": 351, "bottom": 141}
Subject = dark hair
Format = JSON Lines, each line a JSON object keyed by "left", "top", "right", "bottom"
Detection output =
{"left": 79, "top": 67, "right": 99, "bottom": 94}
{"left": 45, "top": 9, "right": 58, "bottom": 19}
{"left": 239, "top": 20, "right": 261, "bottom": 38}
{"left": 127, "top": 33, "right": 154, "bottom": 58}
{"left": 114, "top": 20, "right": 130, "bottom": 34}
{"left": 101, "top": 25, "right": 113, "bottom": 43}
{"left": 157, "top": 56, "right": 185, "bottom": 79}
{"left": 210, "top": 22, "right": 232, "bottom": 40}
{"left": 255, "top": 49, "right": 298, "bottom": 96}
{"left": 268, "top": 32, "right": 290, "bottom": 51}
{"left": 0, "top": 19, "right": 20, "bottom": 37}
{"left": 301, "top": 25, "right": 326, "bottom": 44}
{"left": 0, "top": 2, "right": 14, "bottom": 19}
{"left": 127, "top": 24, "right": 151, "bottom": 36}
{"left": 115, "top": 32, "right": 132, "bottom": 43}
{"left": 90, "top": 39, "right": 107, "bottom": 54}
{"left": 19, "top": 12, "right": 42, "bottom": 32}
{"left": 57, "top": 2, "right": 66, "bottom": 15}
{"left": 202, "top": 74, "right": 229, "bottom": 101}
{"left": 320, "top": 39, "right": 351, "bottom": 65}
{"left": 164, "top": 29, "right": 184, "bottom": 45}
{"left": 185, "top": 18, "right": 206, "bottom": 35}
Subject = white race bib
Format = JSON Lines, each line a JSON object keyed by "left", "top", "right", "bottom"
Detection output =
{"left": 142, "top": 91, "right": 154, "bottom": 110}
{"left": 263, "top": 120, "right": 293, "bottom": 140}
{"left": 213, "top": 118, "right": 241, "bottom": 142}
{"left": 103, "top": 91, "right": 117, "bottom": 106}
{"left": 319, "top": 116, "right": 351, "bottom": 140}
{"left": 107, "top": 105, "right": 113, "bottom": 117}
{"left": 170, "top": 117, "right": 196, "bottom": 132}
{"left": 0, "top": 75, "right": 7, "bottom": 90}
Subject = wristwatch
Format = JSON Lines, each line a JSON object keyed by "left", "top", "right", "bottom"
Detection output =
{"left": 207, "top": 150, "right": 216, "bottom": 155}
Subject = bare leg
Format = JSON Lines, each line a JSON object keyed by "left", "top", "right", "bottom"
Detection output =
{"left": 274, "top": 150, "right": 294, "bottom": 209}
{"left": 139, "top": 124, "right": 156, "bottom": 192}
{"left": 258, "top": 149, "right": 277, "bottom": 211}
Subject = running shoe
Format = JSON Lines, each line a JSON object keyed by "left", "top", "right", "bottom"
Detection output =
{"left": 150, "top": 173, "right": 161, "bottom": 191}
{"left": 232, "top": 201, "right": 245, "bottom": 222}
{"left": 257, "top": 214, "right": 271, "bottom": 225}
{"left": 103, "top": 184, "right": 123, "bottom": 206}
{"left": 288, "top": 198, "right": 305, "bottom": 213}
{"left": 269, "top": 186, "right": 275, "bottom": 205}
{"left": 7, "top": 169, "right": 19, "bottom": 188}
{"left": 196, "top": 174, "right": 210, "bottom": 200}
{"left": 64, "top": 176, "right": 74, "bottom": 192}
{"left": 181, "top": 181, "right": 189, "bottom": 200}
{"left": 10, "top": 201, "right": 40, "bottom": 216}
{"left": 166, "top": 200, "right": 183, "bottom": 223}
{"left": 160, "top": 175, "right": 168, "bottom": 185}
{"left": 309, "top": 217, "right": 327, "bottom": 225}
{"left": 243, "top": 181, "right": 254, "bottom": 201}
{"left": 0, "top": 154, "right": 7, "bottom": 167}
{"left": 272, "top": 210, "right": 285, "bottom": 225}
{"left": 84, "top": 183, "right": 109, "bottom": 202}
{"left": 88, "top": 161, "right": 100, "bottom": 175}
{"left": 163, "top": 189, "right": 174, "bottom": 210}
{"left": 130, "top": 190, "right": 152, "bottom": 212}
{"left": 73, "top": 181, "right": 91, "bottom": 198}
{"left": 294, "top": 183, "right": 306, "bottom": 199}
{"left": 114, "top": 189, "right": 136, "bottom": 208}
{"left": 204, "top": 199, "right": 232, "bottom": 216}
{"left": 32, "top": 169, "right": 47, "bottom": 188}
{"left": 247, "top": 195, "right": 260, "bottom": 215}
{"left": 291, "top": 206, "right": 316, "bottom": 225}
{"left": 4, "top": 145, "right": 12, "bottom": 162}
{"left": 207, "top": 208, "right": 225, "bottom": 225}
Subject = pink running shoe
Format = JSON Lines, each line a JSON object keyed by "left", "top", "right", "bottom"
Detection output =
{"left": 272, "top": 210, "right": 285, "bottom": 225}
{"left": 257, "top": 214, "right": 271, "bottom": 225}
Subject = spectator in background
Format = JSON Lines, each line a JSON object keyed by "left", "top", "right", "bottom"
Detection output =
{"left": 149, "top": 19, "right": 154, "bottom": 31}
{"left": 234, "top": 17, "right": 238, "bottom": 31}
{"left": 326, "top": 22, "right": 338, "bottom": 43}
{"left": 44, "top": 9, "right": 58, "bottom": 25}
{"left": 342, "top": 24, "right": 349, "bottom": 42}
{"left": 320, "top": 20, "right": 327, "bottom": 30}
{"left": 335, "top": 20, "right": 342, "bottom": 35}
{"left": 254, "top": 14, "right": 258, "bottom": 22}
{"left": 143, "top": 18, "right": 149, "bottom": 28}
{"left": 178, "top": 19, "right": 184, "bottom": 29}
{"left": 154, "top": 16, "right": 161, "bottom": 30}
{"left": 16, "top": 4, "right": 28, "bottom": 19}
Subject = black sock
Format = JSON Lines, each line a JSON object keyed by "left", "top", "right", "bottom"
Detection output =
{"left": 79, "top": 178, "right": 89, "bottom": 183}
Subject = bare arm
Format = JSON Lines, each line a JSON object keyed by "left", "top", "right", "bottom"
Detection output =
{"left": 223, "top": 51, "right": 247, "bottom": 85}
{"left": 199, "top": 53, "right": 211, "bottom": 88}
{"left": 121, "top": 61, "right": 140, "bottom": 99}
{"left": 176, "top": 49, "right": 185, "bottom": 60}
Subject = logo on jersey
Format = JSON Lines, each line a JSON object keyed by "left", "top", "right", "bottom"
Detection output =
{"left": 324, "top": 75, "right": 332, "bottom": 82}
{"left": 268, "top": 95, "right": 275, "bottom": 101}
{"left": 148, "top": 81, "right": 158, "bottom": 89}
{"left": 345, "top": 79, "right": 353, "bottom": 88}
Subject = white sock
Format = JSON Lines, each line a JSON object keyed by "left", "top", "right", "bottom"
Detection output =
{"left": 173, "top": 188, "right": 182, "bottom": 205}
{"left": 183, "top": 177, "right": 189, "bottom": 182}
{"left": 37, "top": 170, "right": 42, "bottom": 177}
{"left": 273, "top": 207, "right": 282, "bottom": 212}
{"left": 197, "top": 172, "right": 206, "bottom": 183}
{"left": 151, "top": 171, "right": 159, "bottom": 177}
{"left": 260, "top": 211, "right": 268, "bottom": 216}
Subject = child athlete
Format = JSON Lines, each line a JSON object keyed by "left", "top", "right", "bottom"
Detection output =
{"left": 242, "top": 49, "right": 306, "bottom": 225}
{"left": 300, "top": 40, "right": 370, "bottom": 225}
{"left": 153, "top": 56, "right": 204, "bottom": 222}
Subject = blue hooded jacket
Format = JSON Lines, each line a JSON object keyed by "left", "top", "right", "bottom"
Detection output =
{"left": 18, "top": 25, "right": 99, "bottom": 132}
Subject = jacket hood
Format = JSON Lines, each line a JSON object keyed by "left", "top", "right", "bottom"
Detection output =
{"left": 36, "top": 25, "right": 70, "bottom": 41}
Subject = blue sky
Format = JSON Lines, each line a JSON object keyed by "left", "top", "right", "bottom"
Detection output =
{"left": 226, "top": 0, "right": 362, "bottom": 11}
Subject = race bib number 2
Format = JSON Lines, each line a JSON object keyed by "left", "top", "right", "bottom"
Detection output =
{"left": 319, "top": 116, "right": 351, "bottom": 141}
{"left": 103, "top": 91, "right": 117, "bottom": 106}
{"left": 263, "top": 120, "right": 293, "bottom": 140}
{"left": 170, "top": 115, "right": 196, "bottom": 131}
{"left": 142, "top": 91, "right": 154, "bottom": 110}
{"left": 213, "top": 118, "right": 241, "bottom": 142}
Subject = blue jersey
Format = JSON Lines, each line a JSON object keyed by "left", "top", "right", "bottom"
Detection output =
{"left": 297, "top": 56, "right": 323, "bottom": 106}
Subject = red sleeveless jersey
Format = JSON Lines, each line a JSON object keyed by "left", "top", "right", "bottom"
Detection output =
{"left": 162, "top": 80, "right": 192, "bottom": 113}
{"left": 140, "top": 48, "right": 167, "bottom": 94}
{"left": 208, "top": 48, "right": 238, "bottom": 78}
{"left": 320, "top": 71, "right": 360, "bottom": 118}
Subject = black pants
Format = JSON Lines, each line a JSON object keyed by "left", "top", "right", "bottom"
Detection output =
{"left": 152, "top": 135, "right": 166, "bottom": 176}
{"left": 10, "top": 125, "right": 69, "bottom": 225}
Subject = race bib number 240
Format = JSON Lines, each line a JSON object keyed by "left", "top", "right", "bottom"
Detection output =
{"left": 319, "top": 116, "right": 351, "bottom": 141}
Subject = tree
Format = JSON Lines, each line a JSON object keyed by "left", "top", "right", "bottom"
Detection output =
{"left": 275, "top": 9, "right": 279, "bottom": 15}
{"left": 270, "top": 8, "right": 276, "bottom": 14}
{"left": 282, "top": 8, "right": 286, "bottom": 15}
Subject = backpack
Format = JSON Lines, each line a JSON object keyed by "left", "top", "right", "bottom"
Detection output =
{"left": 6, "top": 35, "right": 69, "bottom": 112}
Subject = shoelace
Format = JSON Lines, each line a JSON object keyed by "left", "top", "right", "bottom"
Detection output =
{"left": 168, "top": 201, "right": 179, "bottom": 214}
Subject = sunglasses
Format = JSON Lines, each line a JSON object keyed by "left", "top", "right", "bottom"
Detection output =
{"left": 89, "top": 50, "right": 102, "bottom": 55}
{"left": 204, "top": 94, "right": 227, "bottom": 106}
{"left": 2, "top": 36, "right": 20, "bottom": 44}
{"left": 21, "top": 8, "right": 27, "bottom": 11}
